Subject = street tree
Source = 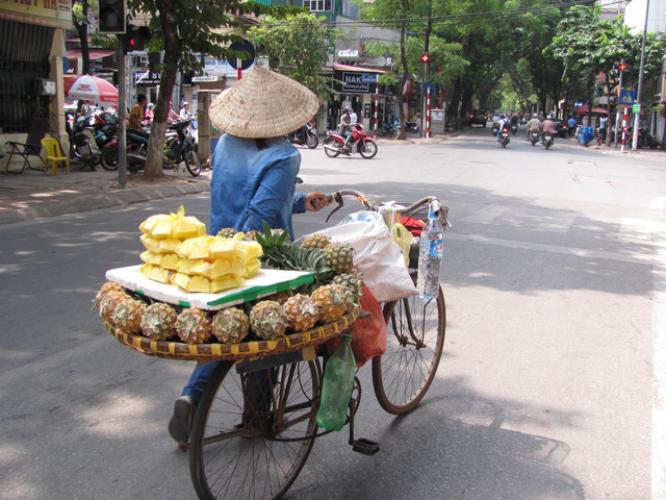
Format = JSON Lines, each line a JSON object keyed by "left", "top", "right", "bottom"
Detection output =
{"left": 128, "top": 0, "right": 256, "bottom": 179}
{"left": 249, "top": 13, "right": 338, "bottom": 97}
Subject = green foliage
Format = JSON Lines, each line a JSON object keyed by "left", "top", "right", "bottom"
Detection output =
{"left": 128, "top": 0, "right": 257, "bottom": 73}
{"left": 249, "top": 13, "right": 338, "bottom": 97}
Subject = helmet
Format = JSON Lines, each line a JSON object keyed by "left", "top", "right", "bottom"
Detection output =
{"left": 533, "top": 113, "right": 538, "bottom": 118}
{"left": 546, "top": 114, "right": 552, "bottom": 119}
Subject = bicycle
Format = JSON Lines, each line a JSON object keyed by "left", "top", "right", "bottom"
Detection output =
{"left": 187, "top": 190, "right": 450, "bottom": 499}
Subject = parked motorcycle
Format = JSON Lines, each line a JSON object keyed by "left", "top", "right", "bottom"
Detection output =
{"left": 543, "top": 133, "right": 554, "bottom": 150}
{"left": 528, "top": 129, "right": 540, "bottom": 146}
{"left": 67, "top": 115, "right": 101, "bottom": 171}
{"left": 323, "top": 124, "right": 378, "bottom": 159}
{"left": 101, "top": 121, "right": 200, "bottom": 176}
{"left": 404, "top": 120, "right": 420, "bottom": 133}
{"left": 498, "top": 125, "right": 511, "bottom": 148}
{"left": 379, "top": 119, "right": 399, "bottom": 137}
{"left": 288, "top": 123, "right": 318, "bottom": 149}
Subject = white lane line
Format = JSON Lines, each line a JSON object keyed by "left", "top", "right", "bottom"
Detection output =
{"left": 652, "top": 218, "right": 666, "bottom": 500}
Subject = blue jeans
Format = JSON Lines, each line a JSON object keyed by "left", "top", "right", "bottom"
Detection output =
{"left": 182, "top": 361, "right": 220, "bottom": 403}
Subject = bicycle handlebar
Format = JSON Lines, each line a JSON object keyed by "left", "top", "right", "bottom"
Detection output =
{"left": 324, "top": 189, "right": 451, "bottom": 228}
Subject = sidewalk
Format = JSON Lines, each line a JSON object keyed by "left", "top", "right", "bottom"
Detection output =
{"left": 0, "top": 166, "right": 211, "bottom": 225}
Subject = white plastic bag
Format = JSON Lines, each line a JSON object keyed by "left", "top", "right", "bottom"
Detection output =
{"left": 308, "top": 211, "right": 417, "bottom": 302}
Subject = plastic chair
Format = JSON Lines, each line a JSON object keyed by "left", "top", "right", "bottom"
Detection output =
{"left": 41, "top": 137, "right": 70, "bottom": 175}
{"left": 4, "top": 117, "right": 50, "bottom": 173}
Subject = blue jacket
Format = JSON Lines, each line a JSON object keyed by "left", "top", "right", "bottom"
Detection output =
{"left": 209, "top": 135, "right": 306, "bottom": 238}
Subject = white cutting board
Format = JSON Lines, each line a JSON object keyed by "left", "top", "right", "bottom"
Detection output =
{"left": 106, "top": 265, "right": 314, "bottom": 311}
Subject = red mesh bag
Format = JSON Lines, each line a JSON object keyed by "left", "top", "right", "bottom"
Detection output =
{"left": 329, "top": 285, "right": 386, "bottom": 368}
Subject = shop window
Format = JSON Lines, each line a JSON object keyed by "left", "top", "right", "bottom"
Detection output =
{"left": 303, "top": 0, "right": 333, "bottom": 12}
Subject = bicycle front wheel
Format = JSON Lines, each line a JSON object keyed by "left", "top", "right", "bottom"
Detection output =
{"left": 372, "top": 285, "right": 446, "bottom": 415}
{"left": 189, "top": 359, "right": 321, "bottom": 500}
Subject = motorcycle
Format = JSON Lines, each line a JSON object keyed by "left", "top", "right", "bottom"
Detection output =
{"left": 510, "top": 122, "right": 518, "bottom": 135}
{"left": 405, "top": 120, "right": 420, "bottom": 133}
{"left": 101, "top": 121, "right": 200, "bottom": 176}
{"left": 543, "top": 133, "right": 554, "bottom": 150}
{"left": 68, "top": 115, "right": 100, "bottom": 171}
{"left": 92, "top": 112, "right": 118, "bottom": 151}
{"left": 379, "top": 119, "right": 399, "bottom": 137}
{"left": 323, "top": 124, "right": 378, "bottom": 159}
{"left": 288, "top": 123, "right": 318, "bottom": 149}
{"left": 528, "top": 129, "right": 540, "bottom": 146}
{"left": 498, "top": 125, "right": 511, "bottom": 148}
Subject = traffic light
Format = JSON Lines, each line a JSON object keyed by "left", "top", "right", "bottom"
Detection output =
{"left": 119, "top": 26, "right": 151, "bottom": 53}
{"left": 618, "top": 62, "right": 628, "bottom": 72}
{"left": 98, "top": 0, "right": 126, "bottom": 34}
{"left": 420, "top": 53, "right": 430, "bottom": 63}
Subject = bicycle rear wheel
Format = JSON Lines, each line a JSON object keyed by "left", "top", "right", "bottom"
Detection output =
{"left": 372, "top": 285, "right": 446, "bottom": 415}
{"left": 189, "top": 360, "right": 321, "bottom": 500}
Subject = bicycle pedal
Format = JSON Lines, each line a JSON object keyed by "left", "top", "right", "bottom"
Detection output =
{"left": 351, "top": 438, "right": 379, "bottom": 455}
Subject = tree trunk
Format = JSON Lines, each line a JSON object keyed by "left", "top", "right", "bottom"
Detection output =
{"left": 447, "top": 77, "right": 462, "bottom": 129}
{"left": 144, "top": 0, "right": 180, "bottom": 179}
{"left": 74, "top": 0, "right": 90, "bottom": 75}
{"left": 397, "top": 15, "right": 409, "bottom": 141}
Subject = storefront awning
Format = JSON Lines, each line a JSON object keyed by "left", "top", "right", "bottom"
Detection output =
{"left": 332, "top": 63, "right": 389, "bottom": 74}
{"left": 65, "top": 49, "right": 115, "bottom": 60}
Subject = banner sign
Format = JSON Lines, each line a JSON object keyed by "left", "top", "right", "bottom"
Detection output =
{"left": 0, "top": 0, "right": 73, "bottom": 30}
{"left": 341, "top": 72, "right": 375, "bottom": 93}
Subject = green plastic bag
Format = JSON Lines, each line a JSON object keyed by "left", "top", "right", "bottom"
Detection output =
{"left": 316, "top": 334, "right": 356, "bottom": 431}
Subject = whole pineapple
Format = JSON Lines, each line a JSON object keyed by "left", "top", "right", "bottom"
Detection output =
{"left": 250, "top": 301, "right": 288, "bottom": 340}
{"left": 141, "top": 303, "right": 178, "bottom": 340}
{"left": 211, "top": 308, "right": 249, "bottom": 343}
{"left": 332, "top": 273, "right": 364, "bottom": 302}
{"left": 176, "top": 308, "right": 212, "bottom": 344}
{"left": 283, "top": 294, "right": 320, "bottom": 332}
{"left": 301, "top": 234, "right": 331, "bottom": 251}
{"left": 323, "top": 243, "right": 354, "bottom": 275}
{"left": 94, "top": 281, "right": 125, "bottom": 308}
{"left": 311, "top": 284, "right": 351, "bottom": 323}
{"left": 216, "top": 227, "right": 237, "bottom": 239}
{"left": 98, "top": 290, "right": 129, "bottom": 323}
{"left": 243, "top": 230, "right": 258, "bottom": 241}
{"left": 112, "top": 297, "right": 146, "bottom": 334}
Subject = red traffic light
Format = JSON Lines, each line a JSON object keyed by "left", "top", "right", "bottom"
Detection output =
{"left": 618, "top": 63, "right": 627, "bottom": 72}
{"left": 420, "top": 53, "right": 429, "bottom": 63}
{"left": 129, "top": 38, "right": 136, "bottom": 47}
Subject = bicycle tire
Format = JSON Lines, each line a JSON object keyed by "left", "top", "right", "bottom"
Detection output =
{"left": 372, "top": 284, "right": 446, "bottom": 415}
{"left": 184, "top": 148, "right": 201, "bottom": 177}
{"left": 190, "top": 360, "right": 321, "bottom": 500}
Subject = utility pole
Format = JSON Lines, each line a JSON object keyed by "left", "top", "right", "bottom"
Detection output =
{"left": 117, "top": 46, "right": 127, "bottom": 188}
{"left": 631, "top": 0, "right": 650, "bottom": 150}
{"left": 614, "top": 59, "right": 626, "bottom": 148}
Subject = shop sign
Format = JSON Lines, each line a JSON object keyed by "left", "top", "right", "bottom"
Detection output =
{"left": 341, "top": 72, "right": 375, "bottom": 93}
{"left": 191, "top": 75, "right": 222, "bottom": 83}
{"left": 0, "top": 0, "right": 73, "bottom": 30}
{"left": 338, "top": 49, "right": 359, "bottom": 59}
{"left": 134, "top": 70, "right": 160, "bottom": 85}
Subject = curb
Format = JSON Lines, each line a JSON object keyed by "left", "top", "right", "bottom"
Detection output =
{"left": 0, "top": 180, "right": 210, "bottom": 226}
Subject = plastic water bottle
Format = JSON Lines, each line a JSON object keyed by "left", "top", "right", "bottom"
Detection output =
{"left": 316, "top": 334, "right": 355, "bottom": 432}
{"left": 417, "top": 205, "right": 444, "bottom": 300}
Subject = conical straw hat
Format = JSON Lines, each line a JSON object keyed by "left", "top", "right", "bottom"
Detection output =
{"left": 209, "top": 67, "right": 320, "bottom": 138}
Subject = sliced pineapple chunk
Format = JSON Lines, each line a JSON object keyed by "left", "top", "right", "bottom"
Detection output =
{"left": 139, "top": 214, "right": 172, "bottom": 236}
{"left": 208, "top": 238, "right": 238, "bottom": 258}
{"left": 140, "top": 251, "right": 162, "bottom": 265}
{"left": 210, "top": 274, "right": 245, "bottom": 293}
{"left": 159, "top": 239, "right": 182, "bottom": 253}
{"left": 176, "top": 236, "right": 214, "bottom": 260}
{"left": 140, "top": 234, "right": 161, "bottom": 254}
{"left": 161, "top": 253, "right": 180, "bottom": 271}
{"left": 244, "top": 259, "right": 261, "bottom": 279}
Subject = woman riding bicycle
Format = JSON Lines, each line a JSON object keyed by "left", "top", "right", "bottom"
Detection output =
{"left": 168, "top": 67, "right": 330, "bottom": 444}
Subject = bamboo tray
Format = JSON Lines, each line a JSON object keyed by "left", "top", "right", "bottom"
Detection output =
{"left": 103, "top": 308, "right": 359, "bottom": 362}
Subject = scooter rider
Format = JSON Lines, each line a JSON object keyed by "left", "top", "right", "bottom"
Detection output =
{"left": 541, "top": 115, "right": 556, "bottom": 142}
{"left": 339, "top": 107, "right": 353, "bottom": 150}
{"left": 496, "top": 114, "right": 509, "bottom": 142}
{"left": 527, "top": 113, "right": 541, "bottom": 139}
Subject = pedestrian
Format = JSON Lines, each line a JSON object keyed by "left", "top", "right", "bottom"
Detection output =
{"left": 350, "top": 107, "right": 358, "bottom": 126}
{"left": 599, "top": 115, "right": 608, "bottom": 142}
{"left": 144, "top": 103, "right": 155, "bottom": 125}
{"left": 567, "top": 116, "right": 576, "bottom": 137}
{"left": 168, "top": 67, "right": 330, "bottom": 445}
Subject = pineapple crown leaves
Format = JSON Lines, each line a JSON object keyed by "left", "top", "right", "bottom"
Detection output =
{"left": 255, "top": 221, "right": 290, "bottom": 250}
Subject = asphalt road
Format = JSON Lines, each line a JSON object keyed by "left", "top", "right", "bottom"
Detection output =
{"left": 1, "top": 127, "right": 664, "bottom": 500}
